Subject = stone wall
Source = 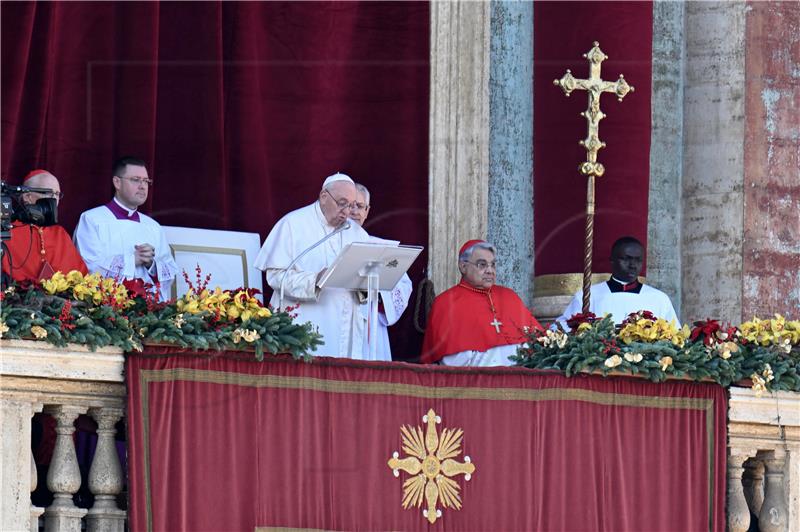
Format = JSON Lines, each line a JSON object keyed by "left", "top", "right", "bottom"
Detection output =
{"left": 742, "top": 1, "right": 800, "bottom": 319}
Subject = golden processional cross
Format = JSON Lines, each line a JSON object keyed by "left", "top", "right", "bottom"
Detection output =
{"left": 553, "top": 41, "right": 634, "bottom": 313}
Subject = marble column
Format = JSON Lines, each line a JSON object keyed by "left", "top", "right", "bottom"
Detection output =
{"left": 681, "top": 0, "right": 747, "bottom": 324}
{"left": 86, "top": 407, "right": 126, "bottom": 532}
{"left": 487, "top": 0, "right": 534, "bottom": 305}
{"left": 0, "top": 398, "right": 42, "bottom": 532}
{"left": 727, "top": 451, "right": 753, "bottom": 532}
{"left": 44, "top": 405, "right": 88, "bottom": 532}
{"left": 428, "top": 0, "right": 491, "bottom": 293}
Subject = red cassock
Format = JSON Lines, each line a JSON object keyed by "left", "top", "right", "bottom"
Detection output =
{"left": 2, "top": 221, "right": 88, "bottom": 282}
{"left": 420, "top": 281, "right": 543, "bottom": 363}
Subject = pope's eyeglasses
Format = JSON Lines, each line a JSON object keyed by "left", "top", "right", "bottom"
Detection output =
{"left": 323, "top": 189, "right": 362, "bottom": 212}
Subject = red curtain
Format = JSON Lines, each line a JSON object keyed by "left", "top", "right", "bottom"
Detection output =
{"left": 533, "top": 1, "right": 653, "bottom": 275}
{"left": 127, "top": 351, "right": 727, "bottom": 531}
{"left": 1, "top": 1, "right": 429, "bottom": 358}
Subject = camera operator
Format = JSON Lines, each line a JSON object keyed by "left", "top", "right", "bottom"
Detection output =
{"left": 1, "top": 170, "right": 87, "bottom": 284}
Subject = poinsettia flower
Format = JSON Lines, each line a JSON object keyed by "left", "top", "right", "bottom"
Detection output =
{"left": 122, "top": 278, "right": 150, "bottom": 298}
{"left": 566, "top": 312, "right": 598, "bottom": 330}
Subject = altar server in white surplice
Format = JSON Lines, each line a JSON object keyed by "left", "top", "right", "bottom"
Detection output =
{"left": 555, "top": 236, "right": 679, "bottom": 330}
{"left": 351, "top": 183, "right": 412, "bottom": 361}
{"left": 254, "top": 173, "right": 372, "bottom": 359}
{"left": 73, "top": 156, "right": 178, "bottom": 301}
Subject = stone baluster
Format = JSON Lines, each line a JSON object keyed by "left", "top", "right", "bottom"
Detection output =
{"left": 31, "top": 448, "right": 44, "bottom": 532}
{"left": 742, "top": 458, "right": 765, "bottom": 517}
{"left": 43, "top": 405, "right": 88, "bottom": 532}
{"left": 86, "top": 407, "right": 126, "bottom": 532}
{"left": 727, "top": 451, "right": 752, "bottom": 532}
{"left": 758, "top": 451, "right": 788, "bottom": 532}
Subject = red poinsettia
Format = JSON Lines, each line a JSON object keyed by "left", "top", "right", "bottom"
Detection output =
{"left": 566, "top": 312, "right": 598, "bottom": 330}
{"left": 690, "top": 318, "right": 739, "bottom": 346}
{"left": 122, "top": 278, "right": 150, "bottom": 298}
{"left": 622, "top": 310, "right": 657, "bottom": 325}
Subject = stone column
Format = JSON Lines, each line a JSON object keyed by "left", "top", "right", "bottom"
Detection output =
{"left": 487, "top": 0, "right": 534, "bottom": 305}
{"left": 647, "top": 0, "right": 684, "bottom": 316}
{"left": 742, "top": 458, "right": 765, "bottom": 517}
{"left": 681, "top": 0, "right": 747, "bottom": 324}
{"left": 758, "top": 451, "right": 789, "bottom": 532}
{"left": 428, "top": 0, "right": 491, "bottom": 293}
{"left": 86, "top": 407, "right": 126, "bottom": 532}
{"left": 44, "top": 405, "right": 88, "bottom": 532}
{"left": 727, "top": 451, "right": 752, "bottom": 532}
{"left": 0, "top": 398, "right": 41, "bottom": 532}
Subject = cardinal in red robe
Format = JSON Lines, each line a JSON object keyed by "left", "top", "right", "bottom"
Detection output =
{"left": 1, "top": 170, "right": 88, "bottom": 283}
{"left": 421, "top": 239, "right": 543, "bottom": 365}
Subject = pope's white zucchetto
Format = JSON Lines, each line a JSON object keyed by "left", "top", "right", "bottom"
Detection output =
{"left": 322, "top": 172, "right": 354, "bottom": 188}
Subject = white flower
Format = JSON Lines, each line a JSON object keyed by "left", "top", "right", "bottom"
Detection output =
{"left": 604, "top": 355, "right": 622, "bottom": 368}
{"left": 30, "top": 325, "right": 47, "bottom": 339}
{"left": 658, "top": 356, "right": 673, "bottom": 371}
{"left": 624, "top": 353, "right": 643, "bottom": 363}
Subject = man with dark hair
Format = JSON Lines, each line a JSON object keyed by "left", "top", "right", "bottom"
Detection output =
{"left": 555, "top": 236, "right": 679, "bottom": 329}
{"left": 73, "top": 156, "right": 177, "bottom": 300}
{"left": 2, "top": 169, "right": 87, "bottom": 283}
{"left": 421, "top": 239, "right": 543, "bottom": 366}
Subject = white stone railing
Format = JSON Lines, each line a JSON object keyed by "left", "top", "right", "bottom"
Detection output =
{"left": 2, "top": 339, "right": 799, "bottom": 531}
{"left": 1, "top": 339, "right": 126, "bottom": 532}
{"left": 728, "top": 386, "right": 798, "bottom": 532}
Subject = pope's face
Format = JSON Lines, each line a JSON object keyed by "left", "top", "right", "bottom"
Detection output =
{"left": 113, "top": 165, "right": 149, "bottom": 210}
{"left": 459, "top": 248, "right": 496, "bottom": 290}
{"left": 319, "top": 181, "right": 357, "bottom": 227}
{"left": 350, "top": 190, "right": 370, "bottom": 226}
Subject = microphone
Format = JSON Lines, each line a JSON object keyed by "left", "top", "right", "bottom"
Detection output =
{"left": 278, "top": 220, "right": 351, "bottom": 311}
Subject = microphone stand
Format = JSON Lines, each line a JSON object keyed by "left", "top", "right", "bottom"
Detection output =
{"left": 278, "top": 221, "right": 351, "bottom": 311}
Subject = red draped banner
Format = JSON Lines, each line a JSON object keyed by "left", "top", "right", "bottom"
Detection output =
{"left": 127, "top": 351, "right": 726, "bottom": 531}
{"left": 533, "top": 1, "right": 653, "bottom": 276}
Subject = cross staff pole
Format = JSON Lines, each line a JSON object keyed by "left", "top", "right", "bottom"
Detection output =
{"left": 553, "top": 41, "right": 634, "bottom": 313}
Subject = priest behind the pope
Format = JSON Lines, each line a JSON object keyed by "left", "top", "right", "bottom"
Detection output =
{"left": 254, "top": 172, "right": 371, "bottom": 358}
{"left": 421, "top": 239, "right": 543, "bottom": 366}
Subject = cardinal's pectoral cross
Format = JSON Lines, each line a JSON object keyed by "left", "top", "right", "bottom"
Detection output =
{"left": 490, "top": 318, "right": 503, "bottom": 334}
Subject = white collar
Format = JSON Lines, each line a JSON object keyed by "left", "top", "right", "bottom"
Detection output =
{"left": 113, "top": 197, "right": 138, "bottom": 216}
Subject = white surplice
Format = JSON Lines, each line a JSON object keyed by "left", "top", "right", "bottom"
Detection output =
{"left": 439, "top": 344, "right": 519, "bottom": 367}
{"left": 555, "top": 281, "right": 680, "bottom": 330}
{"left": 358, "top": 272, "right": 412, "bottom": 361}
{"left": 73, "top": 203, "right": 178, "bottom": 301}
{"left": 254, "top": 202, "right": 371, "bottom": 359}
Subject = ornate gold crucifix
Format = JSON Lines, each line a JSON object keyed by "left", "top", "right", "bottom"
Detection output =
{"left": 553, "top": 41, "right": 634, "bottom": 313}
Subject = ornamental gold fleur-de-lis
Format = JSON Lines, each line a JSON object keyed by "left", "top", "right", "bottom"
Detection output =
{"left": 387, "top": 408, "right": 475, "bottom": 524}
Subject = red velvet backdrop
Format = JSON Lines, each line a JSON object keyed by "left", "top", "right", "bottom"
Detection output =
{"left": 533, "top": 1, "right": 653, "bottom": 275}
{"left": 127, "top": 351, "right": 727, "bottom": 531}
{"left": 1, "top": 1, "right": 429, "bottom": 358}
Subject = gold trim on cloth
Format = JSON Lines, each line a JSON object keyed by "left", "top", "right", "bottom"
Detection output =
{"left": 387, "top": 408, "right": 475, "bottom": 524}
{"left": 137, "top": 368, "right": 717, "bottom": 531}
{"left": 534, "top": 273, "right": 646, "bottom": 297}
{"left": 168, "top": 244, "right": 249, "bottom": 299}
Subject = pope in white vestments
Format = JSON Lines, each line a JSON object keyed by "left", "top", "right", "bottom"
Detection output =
{"left": 73, "top": 157, "right": 178, "bottom": 301}
{"left": 555, "top": 236, "right": 679, "bottom": 329}
{"left": 254, "top": 173, "right": 374, "bottom": 359}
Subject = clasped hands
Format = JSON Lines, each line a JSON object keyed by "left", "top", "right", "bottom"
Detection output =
{"left": 134, "top": 243, "right": 156, "bottom": 268}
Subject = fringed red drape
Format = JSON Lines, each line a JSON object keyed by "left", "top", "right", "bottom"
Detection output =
{"left": 127, "top": 351, "right": 727, "bottom": 531}
{"left": 1, "top": 1, "right": 429, "bottom": 358}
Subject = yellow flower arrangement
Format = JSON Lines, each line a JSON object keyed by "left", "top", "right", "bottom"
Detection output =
{"left": 739, "top": 314, "right": 800, "bottom": 347}
{"left": 618, "top": 318, "right": 689, "bottom": 348}
{"left": 42, "top": 271, "right": 133, "bottom": 309}
{"left": 176, "top": 287, "right": 271, "bottom": 323}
